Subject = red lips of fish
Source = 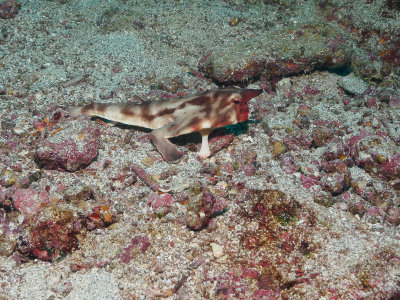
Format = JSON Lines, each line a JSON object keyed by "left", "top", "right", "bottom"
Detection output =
{"left": 237, "top": 89, "right": 263, "bottom": 122}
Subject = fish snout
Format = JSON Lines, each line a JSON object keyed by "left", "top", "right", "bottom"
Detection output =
{"left": 240, "top": 89, "right": 263, "bottom": 103}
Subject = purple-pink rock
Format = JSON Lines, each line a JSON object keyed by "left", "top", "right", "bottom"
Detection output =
{"left": 301, "top": 174, "right": 317, "bottom": 190}
{"left": 147, "top": 192, "right": 173, "bottom": 214}
{"left": 35, "top": 117, "right": 100, "bottom": 172}
{"left": 320, "top": 172, "right": 351, "bottom": 196}
{"left": 12, "top": 187, "right": 49, "bottom": 216}
{"left": 279, "top": 154, "right": 299, "bottom": 174}
{"left": 386, "top": 206, "right": 400, "bottom": 225}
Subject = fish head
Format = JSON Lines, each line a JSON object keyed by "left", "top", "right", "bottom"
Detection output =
{"left": 225, "top": 88, "right": 263, "bottom": 123}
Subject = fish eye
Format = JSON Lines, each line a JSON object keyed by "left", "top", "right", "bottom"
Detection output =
{"left": 232, "top": 97, "right": 241, "bottom": 104}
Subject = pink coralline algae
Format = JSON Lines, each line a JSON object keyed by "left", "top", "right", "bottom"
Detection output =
{"left": 284, "top": 130, "right": 313, "bottom": 151}
{"left": 35, "top": 117, "right": 100, "bottom": 172}
{"left": 185, "top": 185, "right": 227, "bottom": 230}
{"left": 29, "top": 221, "right": 78, "bottom": 261}
{"left": 0, "top": 0, "right": 19, "bottom": 19}
{"left": 132, "top": 164, "right": 162, "bottom": 192}
{"left": 350, "top": 135, "right": 400, "bottom": 180}
{"left": 301, "top": 174, "right": 317, "bottom": 190}
{"left": 119, "top": 235, "right": 151, "bottom": 264}
{"left": 12, "top": 187, "right": 49, "bottom": 216}
{"left": 303, "top": 85, "right": 320, "bottom": 96}
{"left": 147, "top": 192, "right": 173, "bottom": 214}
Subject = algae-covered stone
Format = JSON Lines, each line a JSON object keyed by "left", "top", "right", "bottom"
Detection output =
{"left": 35, "top": 117, "right": 100, "bottom": 172}
{"left": 0, "top": 169, "right": 18, "bottom": 187}
{"left": 185, "top": 185, "right": 226, "bottom": 230}
{"left": 199, "top": 23, "right": 353, "bottom": 83}
{"left": 141, "top": 157, "right": 154, "bottom": 167}
{"left": 0, "top": 235, "right": 16, "bottom": 257}
{"left": 272, "top": 141, "right": 286, "bottom": 158}
{"left": 351, "top": 49, "right": 383, "bottom": 84}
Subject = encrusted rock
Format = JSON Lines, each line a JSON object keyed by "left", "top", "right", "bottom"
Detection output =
{"left": 350, "top": 135, "right": 400, "bottom": 180}
{"left": 0, "top": 169, "right": 18, "bottom": 187}
{"left": 320, "top": 171, "right": 351, "bottom": 196}
{"left": 276, "top": 78, "right": 291, "bottom": 96}
{"left": 16, "top": 206, "right": 79, "bottom": 261}
{"left": 35, "top": 117, "right": 100, "bottom": 172}
{"left": 312, "top": 128, "right": 333, "bottom": 147}
{"left": 185, "top": 184, "right": 226, "bottom": 230}
{"left": 320, "top": 159, "right": 351, "bottom": 196}
{"left": 210, "top": 243, "right": 224, "bottom": 258}
{"left": 0, "top": 235, "right": 16, "bottom": 256}
{"left": 199, "top": 24, "right": 352, "bottom": 83}
{"left": 272, "top": 141, "right": 286, "bottom": 158}
{"left": 12, "top": 187, "right": 49, "bottom": 216}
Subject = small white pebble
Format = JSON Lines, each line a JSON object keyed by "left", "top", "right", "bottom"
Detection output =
{"left": 12, "top": 127, "right": 25, "bottom": 135}
{"left": 18, "top": 214, "right": 25, "bottom": 224}
{"left": 371, "top": 118, "right": 380, "bottom": 128}
{"left": 216, "top": 181, "right": 227, "bottom": 189}
{"left": 242, "top": 136, "right": 253, "bottom": 142}
{"left": 210, "top": 243, "right": 224, "bottom": 258}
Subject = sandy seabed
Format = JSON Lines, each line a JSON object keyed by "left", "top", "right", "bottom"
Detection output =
{"left": 0, "top": 0, "right": 399, "bottom": 299}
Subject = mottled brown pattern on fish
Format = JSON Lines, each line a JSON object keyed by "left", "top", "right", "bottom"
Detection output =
{"left": 211, "top": 113, "right": 230, "bottom": 129}
{"left": 81, "top": 103, "right": 95, "bottom": 114}
{"left": 185, "top": 117, "right": 203, "bottom": 132}
{"left": 155, "top": 108, "right": 176, "bottom": 117}
{"left": 121, "top": 106, "right": 135, "bottom": 117}
{"left": 218, "top": 94, "right": 231, "bottom": 111}
{"left": 141, "top": 102, "right": 152, "bottom": 122}
{"left": 97, "top": 104, "right": 107, "bottom": 113}
{"left": 187, "top": 95, "right": 210, "bottom": 107}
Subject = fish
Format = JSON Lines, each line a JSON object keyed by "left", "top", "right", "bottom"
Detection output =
{"left": 70, "top": 87, "right": 263, "bottom": 162}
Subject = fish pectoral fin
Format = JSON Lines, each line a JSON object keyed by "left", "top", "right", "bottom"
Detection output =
{"left": 150, "top": 131, "right": 183, "bottom": 162}
{"left": 150, "top": 116, "right": 204, "bottom": 162}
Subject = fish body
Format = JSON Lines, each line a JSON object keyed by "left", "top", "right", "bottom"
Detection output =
{"left": 70, "top": 87, "right": 263, "bottom": 162}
